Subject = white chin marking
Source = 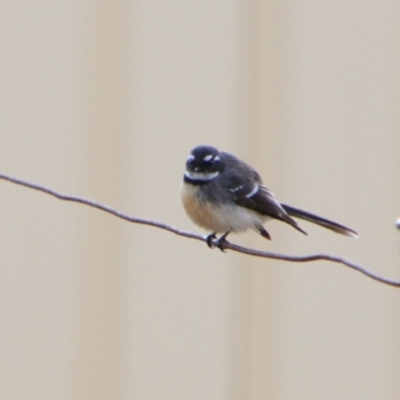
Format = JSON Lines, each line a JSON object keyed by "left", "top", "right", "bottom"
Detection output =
{"left": 185, "top": 170, "right": 219, "bottom": 181}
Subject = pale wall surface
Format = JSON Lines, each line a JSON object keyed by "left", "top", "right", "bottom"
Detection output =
{"left": 0, "top": 1, "right": 399, "bottom": 400}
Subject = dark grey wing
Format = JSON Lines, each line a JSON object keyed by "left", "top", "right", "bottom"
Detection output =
{"left": 216, "top": 156, "right": 307, "bottom": 235}
{"left": 232, "top": 183, "right": 307, "bottom": 235}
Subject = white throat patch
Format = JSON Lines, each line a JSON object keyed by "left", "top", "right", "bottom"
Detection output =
{"left": 185, "top": 170, "right": 219, "bottom": 181}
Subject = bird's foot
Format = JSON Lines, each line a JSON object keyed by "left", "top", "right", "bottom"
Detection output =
{"left": 214, "top": 236, "right": 228, "bottom": 252}
{"left": 205, "top": 231, "right": 230, "bottom": 252}
{"left": 206, "top": 232, "right": 217, "bottom": 248}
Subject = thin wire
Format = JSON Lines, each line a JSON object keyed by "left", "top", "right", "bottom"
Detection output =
{"left": 1, "top": 172, "right": 399, "bottom": 288}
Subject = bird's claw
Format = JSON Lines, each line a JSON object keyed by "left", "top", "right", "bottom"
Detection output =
{"left": 206, "top": 233, "right": 217, "bottom": 248}
{"left": 205, "top": 232, "right": 228, "bottom": 252}
{"left": 215, "top": 237, "right": 228, "bottom": 252}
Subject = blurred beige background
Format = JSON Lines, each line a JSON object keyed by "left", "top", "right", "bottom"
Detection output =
{"left": 1, "top": 1, "right": 400, "bottom": 399}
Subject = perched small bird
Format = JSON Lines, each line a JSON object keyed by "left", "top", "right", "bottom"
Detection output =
{"left": 181, "top": 145, "right": 358, "bottom": 249}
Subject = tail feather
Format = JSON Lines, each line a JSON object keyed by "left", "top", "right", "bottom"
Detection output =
{"left": 281, "top": 203, "right": 358, "bottom": 238}
{"left": 257, "top": 225, "right": 271, "bottom": 240}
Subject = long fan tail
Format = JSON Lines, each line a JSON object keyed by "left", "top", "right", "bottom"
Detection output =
{"left": 281, "top": 203, "right": 358, "bottom": 238}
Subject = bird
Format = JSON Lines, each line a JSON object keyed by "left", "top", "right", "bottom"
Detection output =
{"left": 181, "top": 145, "right": 358, "bottom": 250}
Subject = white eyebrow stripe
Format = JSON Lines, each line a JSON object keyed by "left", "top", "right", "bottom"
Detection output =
{"left": 187, "top": 154, "right": 195, "bottom": 162}
{"left": 245, "top": 183, "right": 259, "bottom": 198}
{"left": 203, "top": 154, "right": 213, "bottom": 162}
